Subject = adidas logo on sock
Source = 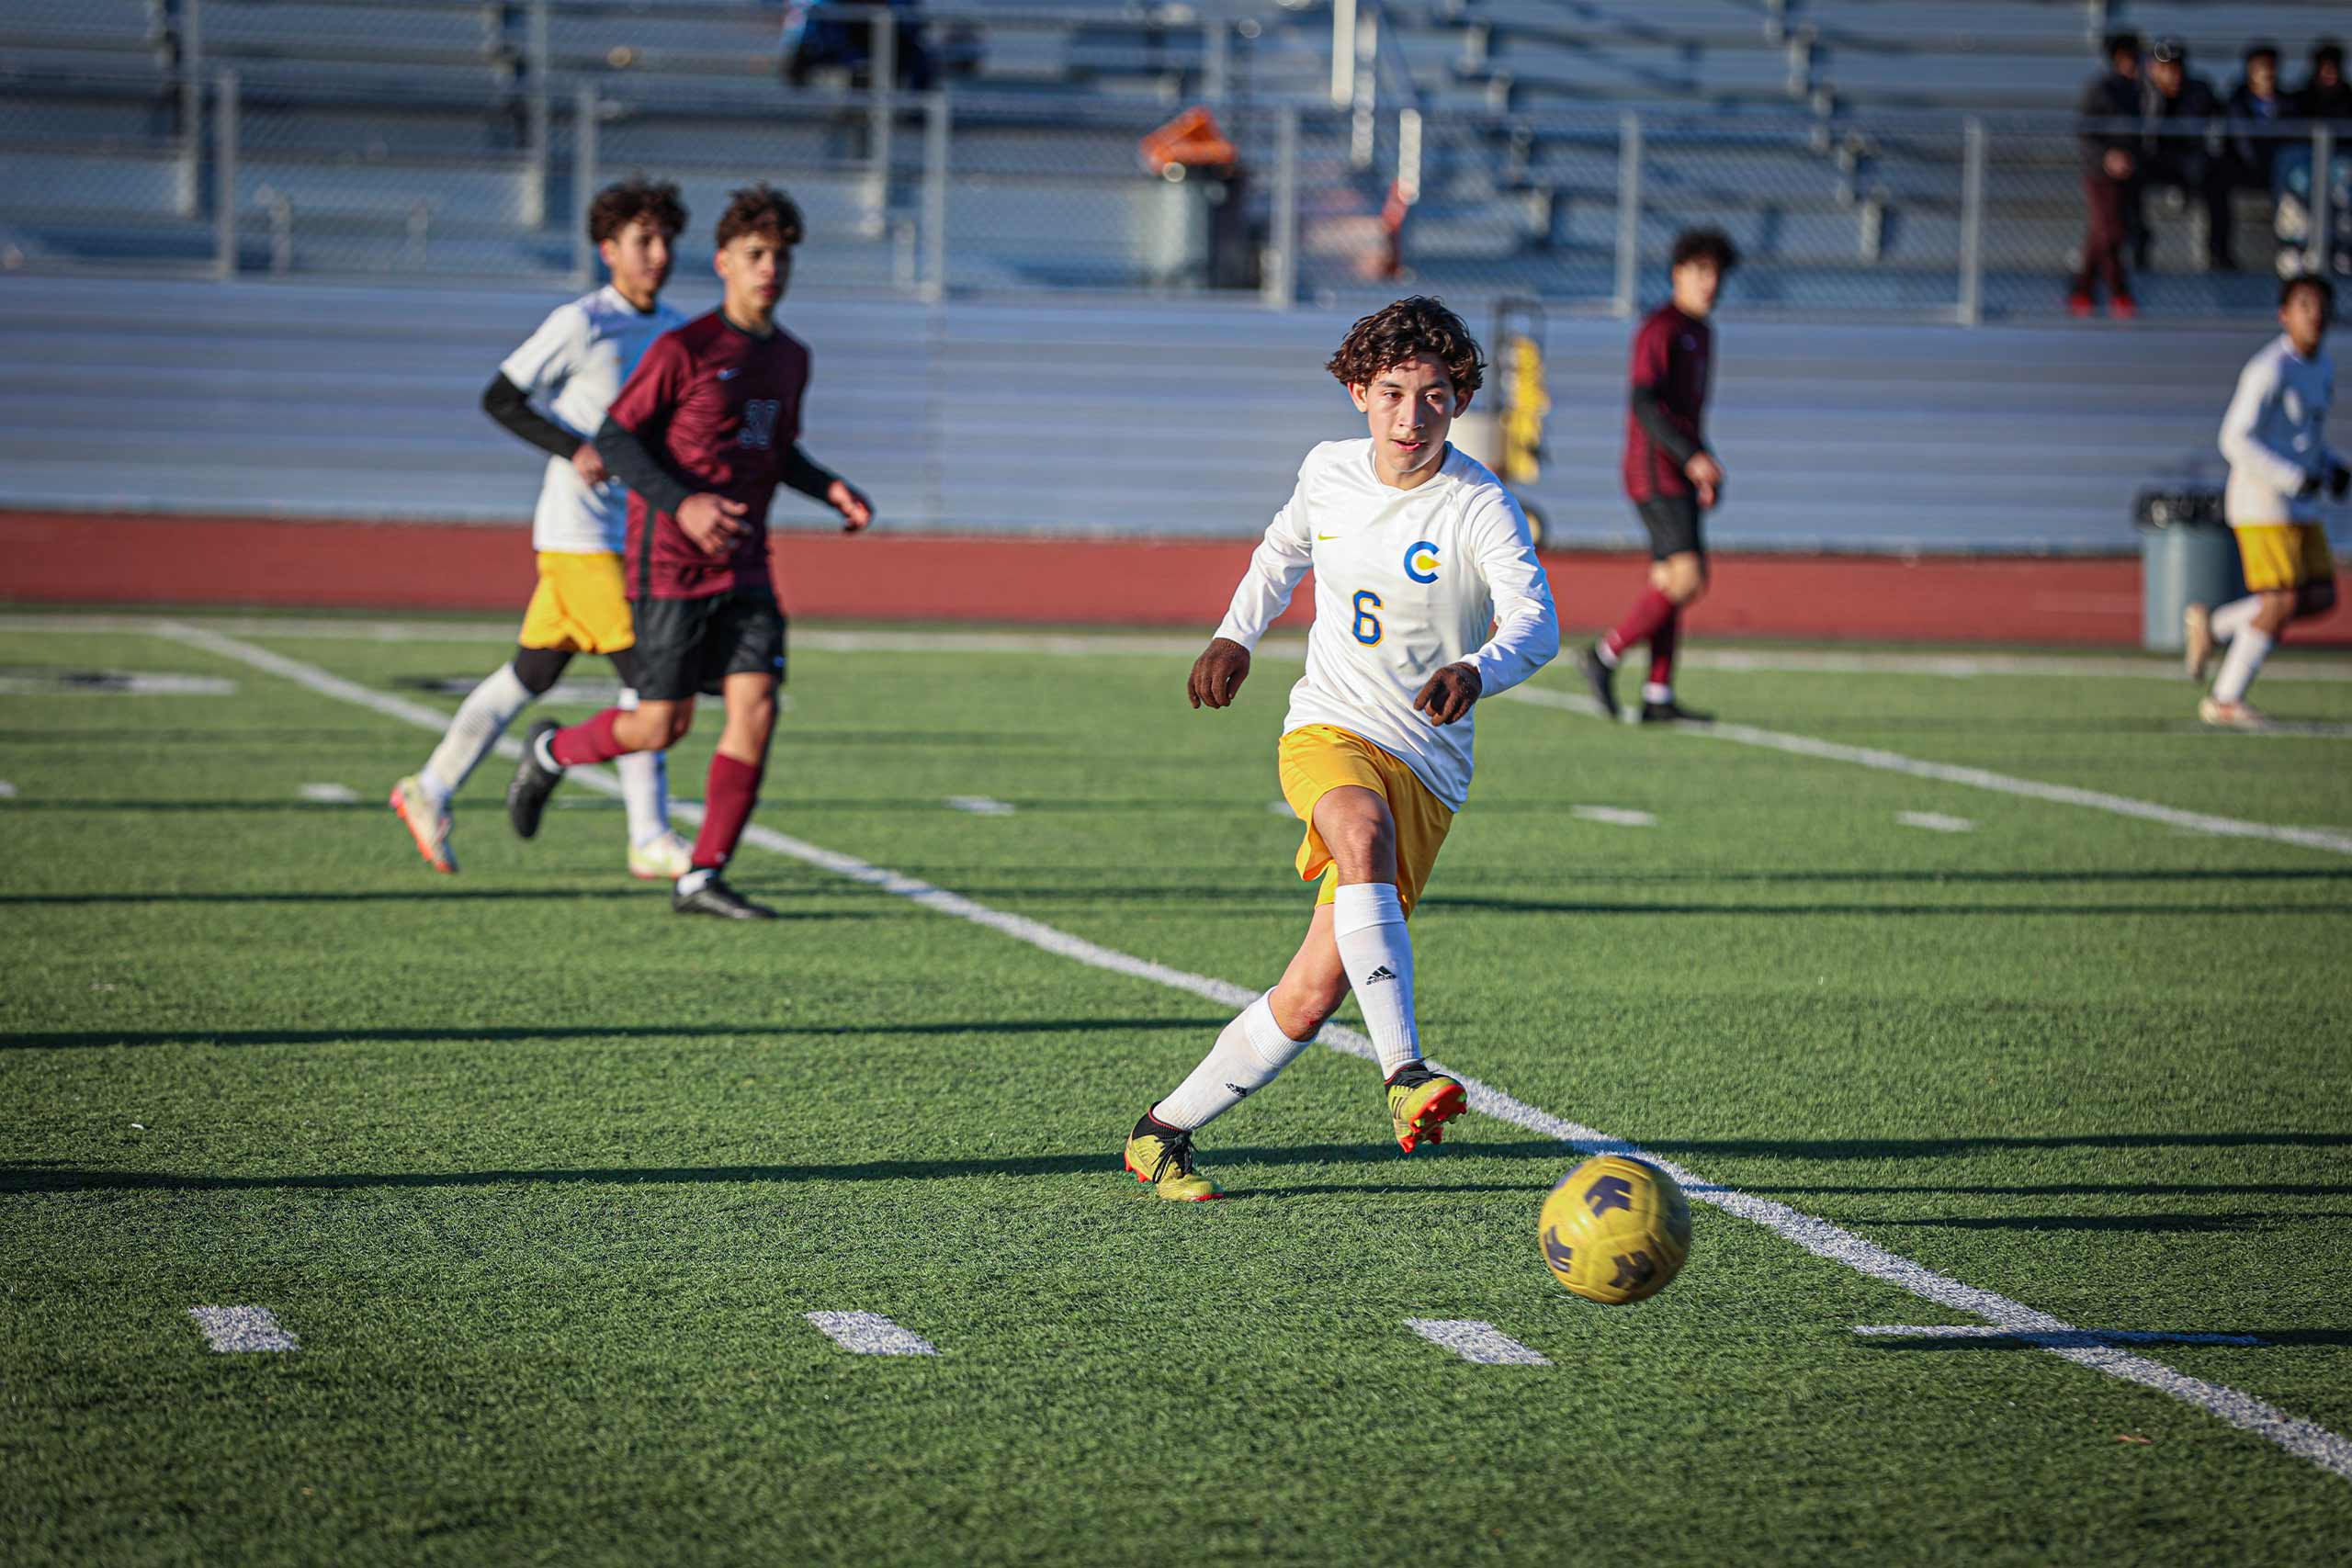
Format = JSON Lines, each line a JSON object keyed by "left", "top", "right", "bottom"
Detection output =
{"left": 1364, "top": 964, "right": 1397, "bottom": 984}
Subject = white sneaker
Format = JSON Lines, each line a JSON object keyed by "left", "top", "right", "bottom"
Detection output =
{"left": 2198, "top": 696, "right": 2271, "bottom": 731}
{"left": 628, "top": 829, "right": 695, "bottom": 881}
{"left": 390, "top": 775, "right": 456, "bottom": 874}
{"left": 2182, "top": 603, "right": 2214, "bottom": 684}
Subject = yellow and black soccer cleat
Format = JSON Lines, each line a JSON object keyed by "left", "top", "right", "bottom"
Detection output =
{"left": 1385, "top": 1061, "right": 1467, "bottom": 1153}
{"left": 1123, "top": 1113, "right": 1223, "bottom": 1201}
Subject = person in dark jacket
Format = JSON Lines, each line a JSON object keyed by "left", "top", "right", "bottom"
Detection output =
{"left": 2138, "top": 37, "right": 2233, "bottom": 271}
{"left": 2071, "top": 32, "right": 2143, "bottom": 316}
{"left": 2226, "top": 42, "right": 2287, "bottom": 193}
{"left": 2292, "top": 39, "right": 2352, "bottom": 123}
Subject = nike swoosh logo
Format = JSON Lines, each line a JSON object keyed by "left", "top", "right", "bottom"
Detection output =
{"left": 1316, "top": 534, "right": 1338, "bottom": 540}
{"left": 717, "top": 367, "right": 741, "bottom": 381}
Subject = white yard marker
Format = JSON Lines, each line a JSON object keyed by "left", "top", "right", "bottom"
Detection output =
{"left": 944, "top": 795, "right": 1016, "bottom": 816}
{"left": 1855, "top": 1325, "right": 2267, "bottom": 1348}
{"left": 158, "top": 622, "right": 2352, "bottom": 1486}
{"left": 1405, "top": 1319, "right": 1551, "bottom": 1366}
{"left": 1896, "top": 811, "right": 1975, "bottom": 833}
{"left": 187, "top": 1306, "right": 299, "bottom": 1353}
{"left": 0, "top": 781, "right": 16, "bottom": 798}
{"left": 1572, "top": 805, "right": 1657, "bottom": 828}
{"left": 298, "top": 783, "right": 358, "bottom": 804}
{"left": 1506, "top": 686, "right": 2352, "bottom": 858}
{"left": 805, "top": 1312, "right": 938, "bottom": 1356}
{"left": 1269, "top": 800, "right": 1296, "bottom": 818}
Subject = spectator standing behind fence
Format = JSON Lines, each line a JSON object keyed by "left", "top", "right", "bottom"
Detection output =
{"left": 2278, "top": 40, "right": 2352, "bottom": 280}
{"left": 2228, "top": 42, "right": 2287, "bottom": 192}
{"left": 2071, "top": 32, "right": 2143, "bottom": 318}
{"left": 2138, "top": 38, "right": 2233, "bottom": 273}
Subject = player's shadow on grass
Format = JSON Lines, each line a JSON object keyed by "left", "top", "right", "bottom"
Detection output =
{"left": 1760, "top": 1180, "right": 2352, "bottom": 1199}
{"left": 1853, "top": 1212, "right": 2352, "bottom": 1232}
{"left": 1857, "top": 1328, "right": 2352, "bottom": 1350}
{"left": 0, "top": 1140, "right": 1574, "bottom": 1195}
{"left": 1501, "top": 868, "right": 2352, "bottom": 887}
{"left": 1418, "top": 893, "right": 2352, "bottom": 918}
{"left": 0, "top": 889, "right": 881, "bottom": 908}
{"left": 1650, "top": 1132, "right": 2352, "bottom": 1158}
{"left": 0, "top": 1018, "right": 1232, "bottom": 1050}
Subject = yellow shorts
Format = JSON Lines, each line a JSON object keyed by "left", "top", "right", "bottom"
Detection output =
{"left": 1276, "top": 725, "right": 1453, "bottom": 918}
{"left": 516, "top": 551, "right": 636, "bottom": 654}
{"left": 2235, "top": 524, "right": 2336, "bottom": 593}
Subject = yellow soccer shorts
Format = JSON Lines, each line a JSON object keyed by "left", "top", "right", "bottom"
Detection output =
{"left": 2235, "top": 523, "right": 2336, "bottom": 594}
{"left": 517, "top": 550, "right": 636, "bottom": 654}
{"left": 1276, "top": 724, "right": 1453, "bottom": 918}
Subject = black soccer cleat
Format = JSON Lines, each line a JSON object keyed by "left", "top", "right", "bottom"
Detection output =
{"left": 506, "top": 718, "right": 564, "bottom": 840}
{"left": 1638, "top": 698, "right": 1713, "bottom": 725}
{"left": 673, "top": 876, "right": 776, "bottom": 919}
{"left": 1578, "top": 645, "right": 1620, "bottom": 719}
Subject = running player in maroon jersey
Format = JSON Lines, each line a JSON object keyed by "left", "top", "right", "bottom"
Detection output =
{"left": 503, "top": 185, "right": 873, "bottom": 919}
{"left": 1580, "top": 228, "right": 1737, "bottom": 724}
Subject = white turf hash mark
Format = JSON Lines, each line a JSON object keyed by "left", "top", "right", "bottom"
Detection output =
{"left": 1405, "top": 1319, "right": 1552, "bottom": 1366}
{"left": 1855, "top": 1325, "right": 2267, "bottom": 1348}
{"left": 944, "top": 795, "right": 1017, "bottom": 816}
{"left": 0, "top": 780, "right": 16, "bottom": 798}
{"left": 159, "top": 622, "right": 2352, "bottom": 1486}
{"left": 1895, "top": 811, "right": 1975, "bottom": 833}
{"left": 187, "top": 1306, "right": 299, "bottom": 1353}
{"left": 806, "top": 1312, "right": 939, "bottom": 1356}
{"left": 298, "top": 783, "right": 358, "bottom": 804}
{"left": 1505, "top": 686, "right": 2352, "bottom": 858}
{"left": 1571, "top": 805, "right": 1657, "bottom": 828}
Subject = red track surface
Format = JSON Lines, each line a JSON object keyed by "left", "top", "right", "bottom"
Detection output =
{"left": 4, "top": 511, "right": 2345, "bottom": 647}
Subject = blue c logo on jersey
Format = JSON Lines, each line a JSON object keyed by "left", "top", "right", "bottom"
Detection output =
{"left": 1403, "top": 540, "right": 1442, "bottom": 584}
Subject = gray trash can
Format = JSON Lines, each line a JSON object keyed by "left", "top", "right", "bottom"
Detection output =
{"left": 2135, "top": 487, "right": 2245, "bottom": 651}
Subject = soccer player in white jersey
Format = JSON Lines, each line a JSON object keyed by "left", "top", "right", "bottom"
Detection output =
{"left": 1122, "top": 297, "right": 1561, "bottom": 1201}
{"left": 390, "top": 179, "right": 694, "bottom": 875}
{"left": 2186, "top": 275, "right": 2346, "bottom": 728}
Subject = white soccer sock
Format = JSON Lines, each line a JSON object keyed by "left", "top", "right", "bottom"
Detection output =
{"left": 1331, "top": 881, "right": 1419, "bottom": 1078}
{"left": 1152, "top": 994, "right": 1311, "bottom": 1132}
{"left": 422, "top": 662, "right": 535, "bottom": 805}
{"left": 613, "top": 687, "right": 670, "bottom": 845}
{"left": 1593, "top": 639, "right": 1621, "bottom": 670}
{"left": 2210, "top": 595, "right": 2264, "bottom": 643}
{"left": 2211, "top": 627, "right": 2273, "bottom": 704}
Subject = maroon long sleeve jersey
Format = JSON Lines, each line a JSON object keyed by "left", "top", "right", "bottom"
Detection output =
{"left": 605, "top": 310, "right": 812, "bottom": 600}
{"left": 1620, "top": 303, "right": 1713, "bottom": 504}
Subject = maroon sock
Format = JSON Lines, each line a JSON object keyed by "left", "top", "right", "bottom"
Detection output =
{"left": 691, "top": 751, "right": 765, "bottom": 872}
{"left": 1604, "top": 588, "right": 1676, "bottom": 660}
{"left": 1648, "top": 610, "right": 1680, "bottom": 687}
{"left": 548, "top": 707, "right": 631, "bottom": 767}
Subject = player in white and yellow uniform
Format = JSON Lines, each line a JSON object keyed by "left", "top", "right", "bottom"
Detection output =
{"left": 2186, "top": 275, "right": 2346, "bottom": 729}
{"left": 1124, "top": 297, "right": 1561, "bottom": 1201}
{"left": 390, "top": 180, "right": 693, "bottom": 875}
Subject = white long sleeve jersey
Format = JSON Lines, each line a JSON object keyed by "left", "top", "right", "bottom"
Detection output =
{"left": 2219, "top": 333, "right": 2338, "bottom": 527}
{"left": 1213, "top": 439, "right": 1560, "bottom": 812}
{"left": 498, "top": 285, "right": 687, "bottom": 553}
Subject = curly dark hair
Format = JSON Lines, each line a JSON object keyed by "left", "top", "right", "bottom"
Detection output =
{"left": 1325, "top": 296, "right": 1485, "bottom": 397}
{"left": 585, "top": 177, "right": 686, "bottom": 245}
{"left": 715, "top": 183, "right": 806, "bottom": 251}
{"left": 1670, "top": 227, "right": 1740, "bottom": 274}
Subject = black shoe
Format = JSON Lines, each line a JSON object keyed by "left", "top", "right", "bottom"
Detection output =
{"left": 673, "top": 876, "right": 776, "bottom": 919}
{"left": 506, "top": 718, "right": 563, "bottom": 840}
{"left": 1578, "top": 645, "right": 1620, "bottom": 718}
{"left": 1639, "top": 698, "right": 1713, "bottom": 725}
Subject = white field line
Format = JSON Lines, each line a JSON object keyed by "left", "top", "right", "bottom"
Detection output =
{"left": 1571, "top": 805, "right": 1657, "bottom": 828}
{"left": 158, "top": 620, "right": 2352, "bottom": 1485}
{"left": 944, "top": 795, "right": 1017, "bottom": 817}
{"left": 1268, "top": 800, "right": 1297, "bottom": 818}
{"left": 15, "top": 614, "right": 2352, "bottom": 683}
{"left": 1896, "top": 811, "right": 1976, "bottom": 833}
{"left": 1405, "top": 1318, "right": 1552, "bottom": 1366}
{"left": 0, "top": 781, "right": 15, "bottom": 798}
{"left": 299, "top": 782, "right": 358, "bottom": 804}
{"left": 1507, "top": 687, "right": 2352, "bottom": 857}
{"left": 1855, "top": 1325, "right": 2267, "bottom": 1348}
{"left": 187, "top": 1306, "right": 299, "bottom": 1353}
{"left": 805, "top": 1312, "right": 939, "bottom": 1357}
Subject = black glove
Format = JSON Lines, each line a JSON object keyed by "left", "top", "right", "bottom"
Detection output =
{"left": 2298, "top": 469, "right": 2324, "bottom": 499}
{"left": 2332, "top": 461, "right": 2351, "bottom": 500}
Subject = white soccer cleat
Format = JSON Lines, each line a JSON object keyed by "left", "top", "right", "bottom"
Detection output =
{"left": 2198, "top": 696, "right": 2271, "bottom": 731}
{"left": 628, "top": 829, "right": 695, "bottom": 881}
{"left": 2182, "top": 604, "right": 2215, "bottom": 684}
{"left": 390, "top": 775, "right": 457, "bottom": 874}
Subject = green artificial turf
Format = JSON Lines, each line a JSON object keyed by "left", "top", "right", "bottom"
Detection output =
{"left": 2, "top": 615, "right": 2348, "bottom": 1566}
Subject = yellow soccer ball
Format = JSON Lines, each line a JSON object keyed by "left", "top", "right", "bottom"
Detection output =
{"left": 1538, "top": 1154, "right": 1692, "bottom": 1305}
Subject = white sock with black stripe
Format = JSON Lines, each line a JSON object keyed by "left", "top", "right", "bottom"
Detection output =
{"left": 1152, "top": 994, "right": 1311, "bottom": 1132}
{"left": 1332, "top": 881, "right": 1419, "bottom": 1079}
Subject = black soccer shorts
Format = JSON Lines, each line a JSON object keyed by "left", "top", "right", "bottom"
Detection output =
{"left": 629, "top": 589, "right": 787, "bottom": 701}
{"left": 1636, "top": 494, "right": 1705, "bottom": 561}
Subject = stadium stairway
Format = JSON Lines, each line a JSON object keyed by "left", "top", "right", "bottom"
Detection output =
{"left": 0, "top": 271, "right": 2312, "bottom": 557}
